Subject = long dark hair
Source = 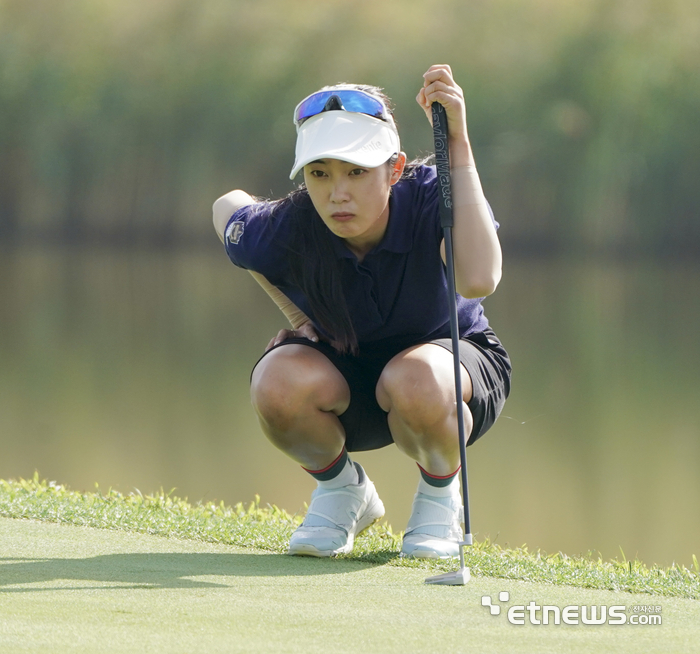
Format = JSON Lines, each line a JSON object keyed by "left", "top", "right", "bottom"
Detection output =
{"left": 272, "top": 84, "right": 429, "bottom": 354}
{"left": 283, "top": 189, "right": 358, "bottom": 354}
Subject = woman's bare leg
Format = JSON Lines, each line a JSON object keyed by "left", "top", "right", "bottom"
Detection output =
{"left": 376, "top": 342, "right": 472, "bottom": 558}
{"left": 250, "top": 344, "right": 351, "bottom": 470}
{"left": 375, "top": 343, "right": 473, "bottom": 475}
{"left": 252, "top": 343, "right": 384, "bottom": 557}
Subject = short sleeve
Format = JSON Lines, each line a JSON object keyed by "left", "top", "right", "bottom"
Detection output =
{"left": 223, "top": 202, "right": 291, "bottom": 282}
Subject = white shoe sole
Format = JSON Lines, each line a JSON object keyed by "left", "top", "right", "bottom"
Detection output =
{"left": 400, "top": 546, "right": 459, "bottom": 560}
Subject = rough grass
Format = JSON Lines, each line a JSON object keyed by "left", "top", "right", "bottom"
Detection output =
{"left": 1, "top": 473, "right": 698, "bottom": 600}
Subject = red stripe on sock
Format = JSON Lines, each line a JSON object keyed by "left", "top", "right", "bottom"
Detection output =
{"left": 417, "top": 463, "right": 461, "bottom": 480}
{"left": 301, "top": 448, "right": 346, "bottom": 475}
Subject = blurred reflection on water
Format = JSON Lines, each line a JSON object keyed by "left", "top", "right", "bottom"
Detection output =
{"left": 1, "top": 245, "right": 698, "bottom": 568}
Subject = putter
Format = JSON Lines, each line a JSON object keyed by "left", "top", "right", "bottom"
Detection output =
{"left": 424, "top": 102, "right": 473, "bottom": 586}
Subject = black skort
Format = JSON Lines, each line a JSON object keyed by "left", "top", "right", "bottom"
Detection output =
{"left": 251, "top": 328, "right": 511, "bottom": 452}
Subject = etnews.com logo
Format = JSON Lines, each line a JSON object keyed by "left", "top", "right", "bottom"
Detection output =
{"left": 482, "top": 592, "right": 662, "bottom": 626}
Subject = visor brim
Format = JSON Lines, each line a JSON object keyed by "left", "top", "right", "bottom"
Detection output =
{"left": 290, "top": 111, "right": 400, "bottom": 180}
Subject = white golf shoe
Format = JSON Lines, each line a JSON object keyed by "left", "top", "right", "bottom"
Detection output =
{"left": 288, "top": 462, "right": 385, "bottom": 557}
{"left": 401, "top": 481, "right": 463, "bottom": 559}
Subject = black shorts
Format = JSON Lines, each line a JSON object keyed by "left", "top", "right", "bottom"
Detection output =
{"left": 251, "top": 328, "right": 511, "bottom": 453}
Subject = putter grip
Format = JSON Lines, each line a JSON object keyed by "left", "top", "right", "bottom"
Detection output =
{"left": 431, "top": 102, "right": 453, "bottom": 228}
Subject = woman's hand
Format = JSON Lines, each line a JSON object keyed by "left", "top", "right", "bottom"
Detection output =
{"left": 416, "top": 64, "right": 474, "bottom": 167}
{"left": 265, "top": 321, "right": 320, "bottom": 352}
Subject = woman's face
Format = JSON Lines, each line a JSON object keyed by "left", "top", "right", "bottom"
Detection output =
{"left": 303, "top": 155, "right": 405, "bottom": 256}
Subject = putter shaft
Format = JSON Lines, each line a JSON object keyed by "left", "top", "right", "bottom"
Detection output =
{"left": 424, "top": 102, "right": 472, "bottom": 586}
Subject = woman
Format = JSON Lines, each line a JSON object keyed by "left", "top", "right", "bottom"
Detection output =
{"left": 213, "top": 65, "right": 511, "bottom": 559}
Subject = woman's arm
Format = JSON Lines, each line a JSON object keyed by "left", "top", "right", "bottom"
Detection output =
{"left": 444, "top": 164, "right": 502, "bottom": 298}
{"left": 248, "top": 270, "right": 312, "bottom": 330}
{"left": 417, "top": 65, "right": 502, "bottom": 299}
{"left": 212, "top": 190, "right": 318, "bottom": 348}
{"left": 250, "top": 270, "right": 319, "bottom": 350}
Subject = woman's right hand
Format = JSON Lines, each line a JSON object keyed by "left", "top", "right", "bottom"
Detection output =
{"left": 416, "top": 64, "right": 474, "bottom": 168}
{"left": 265, "top": 321, "right": 320, "bottom": 352}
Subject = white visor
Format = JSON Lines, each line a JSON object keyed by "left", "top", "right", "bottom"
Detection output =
{"left": 290, "top": 111, "right": 400, "bottom": 180}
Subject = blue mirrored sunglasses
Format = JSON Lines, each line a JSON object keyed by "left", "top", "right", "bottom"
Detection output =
{"left": 293, "top": 90, "right": 390, "bottom": 127}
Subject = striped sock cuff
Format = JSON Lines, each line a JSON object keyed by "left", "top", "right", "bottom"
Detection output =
{"left": 302, "top": 448, "right": 349, "bottom": 482}
{"left": 417, "top": 463, "right": 460, "bottom": 488}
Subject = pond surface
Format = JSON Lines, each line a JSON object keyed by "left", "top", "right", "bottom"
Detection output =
{"left": 1, "top": 245, "right": 698, "bottom": 568}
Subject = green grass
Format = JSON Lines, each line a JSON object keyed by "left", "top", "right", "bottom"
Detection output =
{"left": 1, "top": 473, "right": 698, "bottom": 600}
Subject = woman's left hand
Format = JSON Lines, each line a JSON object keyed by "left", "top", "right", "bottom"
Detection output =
{"left": 265, "top": 321, "right": 320, "bottom": 352}
{"left": 416, "top": 65, "right": 473, "bottom": 166}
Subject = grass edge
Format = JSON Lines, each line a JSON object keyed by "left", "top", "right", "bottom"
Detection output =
{"left": 1, "top": 473, "right": 698, "bottom": 600}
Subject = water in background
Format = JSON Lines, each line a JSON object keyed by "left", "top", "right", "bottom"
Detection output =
{"left": 1, "top": 245, "right": 698, "bottom": 568}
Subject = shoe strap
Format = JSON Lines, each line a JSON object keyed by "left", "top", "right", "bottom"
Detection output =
{"left": 405, "top": 494, "right": 463, "bottom": 536}
{"left": 304, "top": 487, "right": 365, "bottom": 530}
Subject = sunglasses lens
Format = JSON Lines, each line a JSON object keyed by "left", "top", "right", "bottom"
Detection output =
{"left": 295, "top": 92, "right": 333, "bottom": 122}
{"left": 295, "top": 90, "right": 386, "bottom": 124}
{"left": 339, "top": 92, "right": 384, "bottom": 117}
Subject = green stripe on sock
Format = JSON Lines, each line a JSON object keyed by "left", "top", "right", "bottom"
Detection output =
{"left": 417, "top": 463, "right": 459, "bottom": 488}
{"left": 303, "top": 449, "right": 349, "bottom": 482}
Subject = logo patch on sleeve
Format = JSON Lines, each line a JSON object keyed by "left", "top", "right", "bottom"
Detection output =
{"left": 227, "top": 221, "right": 245, "bottom": 245}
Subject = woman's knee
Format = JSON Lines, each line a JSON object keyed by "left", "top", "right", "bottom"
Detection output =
{"left": 250, "top": 345, "right": 349, "bottom": 425}
{"left": 376, "top": 345, "right": 471, "bottom": 432}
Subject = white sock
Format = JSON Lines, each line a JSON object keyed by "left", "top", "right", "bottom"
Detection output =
{"left": 317, "top": 458, "right": 358, "bottom": 489}
{"left": 417, "top": 473, "right": 460, "bottom": 498}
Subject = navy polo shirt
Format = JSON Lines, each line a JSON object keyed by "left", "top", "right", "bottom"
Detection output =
{"left": 224, "top": 165, "right": 495, "bottom": 350}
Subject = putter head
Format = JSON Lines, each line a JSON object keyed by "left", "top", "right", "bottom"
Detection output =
{"left": 424, "top": 539, "right": 471, "bottom": 585}
{"left": 425, "top": 567, "right": 471, "bottom": 586}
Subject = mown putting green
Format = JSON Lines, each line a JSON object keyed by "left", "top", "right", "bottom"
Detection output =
{"left": 1, "top": 518, "right": 699, "bottom": 654}
{"left": 1, "top": 477, "right": 699, "bottom": 653}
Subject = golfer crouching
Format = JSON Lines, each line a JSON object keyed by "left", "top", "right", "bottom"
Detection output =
{"left": 213, "top": 65, "right": 511, "bottom": 559}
